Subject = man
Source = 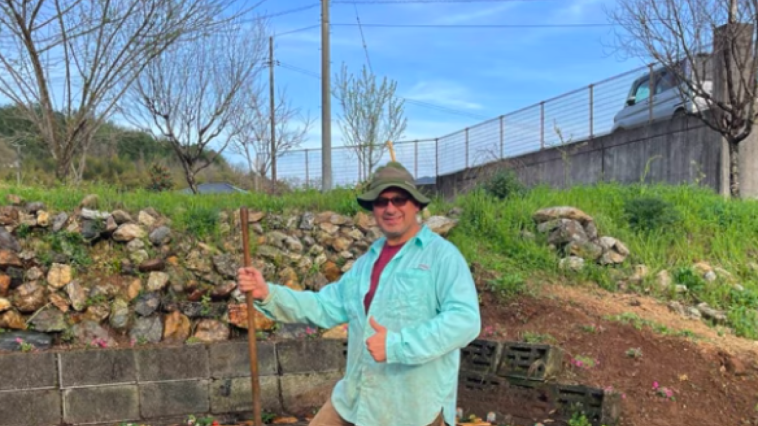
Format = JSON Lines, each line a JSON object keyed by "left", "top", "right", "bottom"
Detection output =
{"left": 237, "top": 161, "right": 480, "bottom": 426}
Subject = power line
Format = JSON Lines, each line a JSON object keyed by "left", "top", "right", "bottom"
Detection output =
{"left": 276, "top": 24, "right": 320, "bottom": 36}
{"left": 256, "top": 3, "right": 320, "bottom": 20}
{"left": 331, "top": 22, "right": 614, "bottom": 28}
{"left": 276, "top": 61, "right": 489, "bottom": 120}
{"left": 353, "top": 3, "right": 373, "bottom": 73}
{"left": 334, "top": 0, "right": 554, "bottom": 3}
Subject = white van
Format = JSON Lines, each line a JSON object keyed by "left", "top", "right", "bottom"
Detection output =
{"left": 611, "top": 55, "right": 713, "bottom": 132}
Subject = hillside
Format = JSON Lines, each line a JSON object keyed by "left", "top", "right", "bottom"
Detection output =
{"left": 0, "top": 176, "right": 757, "bottom": 425}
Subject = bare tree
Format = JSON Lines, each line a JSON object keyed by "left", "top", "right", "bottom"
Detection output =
{"left": 333, "top": 63, "right": 407, "bottom": 181}
{"left": 122, "top": 18, "right": 268, "bottom": 194}
{"left": 0, "top": 0, "right": 244, "bottom": 182}
{"left": 230, "top": 83, "right": 313, "bottom": 188}
{"left": 606, "top": 0, "right": 758, "bottom": 197}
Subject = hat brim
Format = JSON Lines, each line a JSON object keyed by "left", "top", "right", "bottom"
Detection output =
{"left": 357, "top": 182, "right": 431, "bottom": 211}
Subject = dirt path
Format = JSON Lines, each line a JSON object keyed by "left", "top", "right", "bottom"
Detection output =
{"left": 477, "top": 280, "right": 758, "bottom": 426}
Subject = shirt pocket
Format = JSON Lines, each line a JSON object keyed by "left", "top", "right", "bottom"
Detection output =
{"left": 389, "top": 268, "right": 434, "bottom": 323}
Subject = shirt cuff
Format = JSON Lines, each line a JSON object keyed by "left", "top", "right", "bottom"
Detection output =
{"left": 385, "top": 330, "right": 404, "bottom": 364}
{"left": 256, "top": 283, "right": 278, "bottom": 307}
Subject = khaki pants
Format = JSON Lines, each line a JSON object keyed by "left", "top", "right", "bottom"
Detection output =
{"left": 308, "top": 398, "right": 446, "bottom": 426}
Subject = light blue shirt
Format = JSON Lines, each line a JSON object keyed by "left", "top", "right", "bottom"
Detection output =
{"left": 255, "top": 224, "right": 481, "bottom": 426}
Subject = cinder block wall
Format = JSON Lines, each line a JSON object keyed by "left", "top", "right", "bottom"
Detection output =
{"left": 0, "top": 339, "right": 347, "bottom": 426}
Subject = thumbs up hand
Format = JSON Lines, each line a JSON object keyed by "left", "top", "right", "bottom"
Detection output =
{"left": 366, "top": 316, "right": 387, "bottom": 363}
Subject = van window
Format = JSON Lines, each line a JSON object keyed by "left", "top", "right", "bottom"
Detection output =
{"left": 655, "top": 72, "right": 677, "bottom": 94}
{"left": 634, "top": 79, "right": 650, "bottom": 103}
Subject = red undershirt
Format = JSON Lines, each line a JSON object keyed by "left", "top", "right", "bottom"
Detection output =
{"left": 364, "top": 242, "right": 404, "bottom": 313}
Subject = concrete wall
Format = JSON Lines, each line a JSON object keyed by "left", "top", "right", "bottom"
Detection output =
{"left": 430, "top": 115, "right": 725, "bottom": 200}
{"left": 0, "top": 339, "right": 347, "bottom": 426}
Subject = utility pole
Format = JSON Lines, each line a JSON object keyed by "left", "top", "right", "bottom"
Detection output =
{"left": 269, "top": 36, "right": 277, "bottom": 190}
{"left": 729, "top": 0, "right": 737, "bottom": 23}
{"left": 321, "top": 0, "right": 332, "bottom": 191}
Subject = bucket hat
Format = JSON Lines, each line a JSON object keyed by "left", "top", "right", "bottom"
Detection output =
{"left": 357, "top": 161, "right": 431, "bottom": 210}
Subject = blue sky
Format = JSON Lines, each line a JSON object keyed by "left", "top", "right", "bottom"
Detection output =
{"left": 251, "top": 0, "right": 652, "bottom": 183}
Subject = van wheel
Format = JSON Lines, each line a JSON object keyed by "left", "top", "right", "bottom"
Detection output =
{"left": 674, "top": 109, "right": 686, "bottom": 119}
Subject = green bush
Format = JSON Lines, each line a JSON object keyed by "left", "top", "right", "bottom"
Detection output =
{"left": 481, "top": 169, "right": 526, "bottom": 200}
{"left": 183, "top": 206, "right": 219, "bottom": 238}
{"left": 147, "top": 163, "right": 173, "bottom": 192}
{"left": 623, "top": 195, "right": 680, "bottom": 232}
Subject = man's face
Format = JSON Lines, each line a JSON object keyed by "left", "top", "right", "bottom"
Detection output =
{"left": 372, "top": 188, "right": 420, "bottom": 241}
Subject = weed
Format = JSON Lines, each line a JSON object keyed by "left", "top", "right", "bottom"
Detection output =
{"left": 488, "top": 272, "right": 529, "bottom": 301}
{"left": 182, "top": 206, "right": 219, "bottom": 239}
{"left": 571, "top": 354, "right": 598, "bottom": 369}
{"left": 568, "top": 412, "right": 592, "bottom": 426}
{"left": 623, "top": 195, "right": 680, "bottom": 232}
{"left": 480, "top": 169, "right": 526, "bottom": 200}
{"left": 521, "top": 331, "right": 557, "bottom": 344}
{"left": 625, "top": 347, "right": 643, "bottom": 359}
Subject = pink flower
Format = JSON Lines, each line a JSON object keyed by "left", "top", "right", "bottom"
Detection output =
{"left": 652, "top": 381, "right": 659, "bottom": 390}
{"left": 15, "top": 337, "right": 22, "bottom": 344}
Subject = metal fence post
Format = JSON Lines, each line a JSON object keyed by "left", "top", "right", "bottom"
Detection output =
{"left": 465, "top": 128, "right": 469, "bottom": 169}
{"left": 414, "top": 140, "right": 418, "bottom": 177}
{"left": 435, "top": 138, "right": 439, "bottom": 177}
{"left": 305, "top": 149, "right": 309, "bottom": 189}
{"left": 499, "top": 115, "right": 504, "bottom": 159}
{"left": 648, "top": 62, "right": 654, "bottom": 123}
{"left": 540, "top": 102, "right": 545, "bottom": 150}
{"left": 589, "top": 84, "right": 594, "bottom": 139}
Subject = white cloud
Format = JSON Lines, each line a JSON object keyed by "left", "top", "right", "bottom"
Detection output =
{"left": 403, "top": 80, "right": 484, "bottom": 111}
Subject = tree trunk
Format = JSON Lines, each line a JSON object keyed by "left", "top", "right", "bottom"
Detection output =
{"left": 729, "top": 140, "right": 741, "bottom": 198}
{"left": 55, "top": 156, "right": 72, "bottom": 182}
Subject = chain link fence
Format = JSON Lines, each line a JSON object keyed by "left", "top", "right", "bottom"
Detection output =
{"left": 275, "top": 63, "right": 654, "bottom": 189}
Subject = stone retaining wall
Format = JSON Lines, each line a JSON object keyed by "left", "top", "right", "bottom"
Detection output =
{"left": 0, "top": 339, "right": 347, "bottom": 426}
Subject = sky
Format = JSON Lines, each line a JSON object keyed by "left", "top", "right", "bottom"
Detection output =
{"left": 251, "top": 0, "right": 652, "bottom": 185}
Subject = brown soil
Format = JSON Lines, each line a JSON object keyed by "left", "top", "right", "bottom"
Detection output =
{"left": 477, "top": 279, "right": 758, "bottom": 426}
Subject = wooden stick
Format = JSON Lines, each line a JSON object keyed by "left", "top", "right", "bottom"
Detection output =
{"left": 240, "top": 207, "right": 262, "bottom": 426}
{"left": 387, "top": 140, "right": 396, "bottom": 162}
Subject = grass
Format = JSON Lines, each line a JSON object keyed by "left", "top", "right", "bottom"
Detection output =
{"left": 3, "top": 175, "right": 758, "bottom": 340}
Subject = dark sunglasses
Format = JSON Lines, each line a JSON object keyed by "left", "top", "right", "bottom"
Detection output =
{"left": 373, "top": 196, "right": 410, "bottom": 208}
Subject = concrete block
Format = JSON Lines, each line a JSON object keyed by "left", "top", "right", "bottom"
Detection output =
{"left": 280, "top": 371, "right": 342, "bottom": 415}
{"left": 63, "top": 385, "right": 139, "bottom": 424}
{"left": 0, "top": 389, "right": 60, "bottom": 426}
{"left": 209, "top": 341, "right": 276, "bottom": 378}
{"left": 210, "top": 376, "right": 281, "bottom": 414}
{"left": 136, "top": 345, "right": 209, "bottom": 381}
{"left": 0, "top": 352, "right": 57, "bottom": 390}
{"left": 277, "top": 339, "right": 346, "bottom": 374}
{"left": 60, "top": 349, "right": 136, "bottom": 387}
{"left": 140, "top": 380, "right": 210, "bottom": 418}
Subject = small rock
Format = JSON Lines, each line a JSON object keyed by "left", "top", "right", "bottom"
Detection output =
{"left": 83, "top": 304, "right": 110, "bottom": 322}
{"left": 299, "top": 212, "right": 315, "bottom": 230}
{"left": 138, "top": 258, "right": 165, "bottom": 273}
{"left": 686, "top": 307, "right": 702, "bottom": 319}
{"left": 80, "top": 220, "right": 101, "bottom": 240}
{"left": 0, "top": 273, "right": 8, "bottom": 297}
{"left": 304, "top": 273, "right": 328, "bottom": 291}
{"left": 584, "top": 221, "right": 599, "bottom": 240}
{"left": 134, "top": 293, "right": 161, "bottom": 316}
{"left": 630, "top": 264, "right": 649, "bottom": 282}
{"left": 138, "top": 210, "right": 156, "bottom": 227}
{"left": 29, "top": 308, "right": 67, "bottom": 332}
{"left": 109, "top": 299, "right": 130, "bottom": 330}
{"left": 548, "top": 219, "right": 588, "bottom": 246}
{"left": 163, "top": 311, "right": 191, "bottom": 343}
{"left": 126, "top": 278, "right": 143, "bottom": 301}
{"left": 0, "top": 297, "right": 10, "bottom": 312}
{"left": 246, "top": 211, "right": 265, "bottom": 223}
{"left": 5, "top": 194, "right": 22, "bottom": 205}
{"left": 284, "top": 236, "right": 304, "bottom": 252}
{"left": 0, "top": 250, "right": 22, "bottom": 268}
{"left": 0, "top": 227, "right": 20, "bottom": 252}
{"left": 149, "top": 226, "right": 171, "bottom": 245}
{"left": 533, "top": 206, "right": 594, "bottom": 225}
{"left": 65, "top": 281, "right": 88, "bottom": 312}
{"left": 12, "top": 281, "right": 46, "bottom": 312}
{"left": 49, "top": 292, "right": 70, "bottom": 312}
{"left": 0, "top": 331, "right": 52, "bottom": 351}
{"left": 667, "top": 301, "right": 686, "bottom": 316}
{"left": 72, "top": 321, "right": 116, "bottom": 347}
{"left": 36, "top": 210, "right": 50, "bottom": 227}
{"left": 105, "top": 215, "right": 118, "bottom": 233}
{"left": 566, "top": 241, "right": 603, "bottom": 261}
{"left": 52, "top": 212, "right": 69, "bottom": 232}
{"left": 331, "top": 237, "right": 352, "bottom": 253}
{"left": 656, "top": 270, "right": 672, "bottom": 289}
{"left": 276, "top": 323, "right": 311, "bottom": 339}
{"left": 193, "top": 319, "right": 229, "bottom": 342}
{"left": 228, "top": 303, "right": 275, "bottom": 331}
{"left": 319, "top": 222, "right": 339, "bottom": 235}
{"left": 424, "top": 216, "right": 457, "bottom": 236}
{"left": 79, "top": 208, "right": 110, "bottom": 221}
{"left": 186, "top": 250, "right": 212, "bottom": 273}
{"left": 693, "top": 261, "right": 713, "bottom": 275}
{"left": 147, "top": 272, "right": 170, "bottom": 292}
{"left": 24, "top": 202, "right": 45, "bottom": 214}
{"left": 212, "top": 254, "right": 238, "bottom": 279}
{"left": 559, "top": 256, "right": 585, "bottom": 271}
{"left": 111, "top": 210, "right": 133, "bottom": 224}
{"left": 47, "top": 263, "right": 73, "bottom": 289}
{"left": 25, "top": 266, "right": 43, "bottom": 281}
{"left": 322, "top": 324, "right": 348, "bottom": 339}
{"left": 720, "top": 351, "right": 747, "bottom": 376}
{"left": 322, "top": 261, "right": 341, "bottom": 282}
{"left": 354, "top": 211, "right": 375, "bottom": 232}
{"left": 126, "top": 239, "right": 145, "bottom": 252}
{"left": 675, "top": 284, "right": 688, "bottom": 293}
{"left": 130, "top": 316, "right": 163, "bottom": 344}
{"left": 703, "top": 271, "right": 717, "bottom": 282}
{"left": 212, "top": 281, "right": 237, "bottom": 298}
{"left": 79, "top": 194, "right": 99, "bottom": 209}
{"left": 0, "top": 206, "right": 19, "bottom": 225}
{"left": 697, "top": 303, "right": 727, "bottom": 324}
{"left": 113, "top": 223, "right": 146, "bottom": 242}
{"left": 0, "top": 310, "right": 27, "bottom": 330}
{"left": 733, "top": 284, "right": 745, "bottom": 292}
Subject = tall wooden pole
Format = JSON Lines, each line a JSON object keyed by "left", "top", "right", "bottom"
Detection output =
{"left": 269, "top": 36, "right": 277, "bottom": 191}
{"left": 321, "top": 0, "right": 332, "bottom": 191}
{"left": 240, "top": 208, "right": 261, "bottom": 426}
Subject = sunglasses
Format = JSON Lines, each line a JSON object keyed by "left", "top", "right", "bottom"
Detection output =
{"left": 373, "top": 196, "right": 410, "bottom": 208}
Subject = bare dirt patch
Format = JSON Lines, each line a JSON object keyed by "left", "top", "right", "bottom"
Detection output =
{"left": 477, "top": 280, "right": 758, "bottom": 426}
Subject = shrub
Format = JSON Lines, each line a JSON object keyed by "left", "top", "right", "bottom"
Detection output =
{"left": 147, "top": 163, "right": 173, "bottom": 192}
{"left": 182, "top": 206, "right": 219, "bottom": 238}
{"left": 481, "top": 169, "right": 526, "bottom": 200}
{"left": 623, "top": 195, "right": 680, "bottom": 232}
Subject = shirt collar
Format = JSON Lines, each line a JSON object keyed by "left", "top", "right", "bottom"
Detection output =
{"left": 369, "top": 224, "right": 431, "bottom": 254}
